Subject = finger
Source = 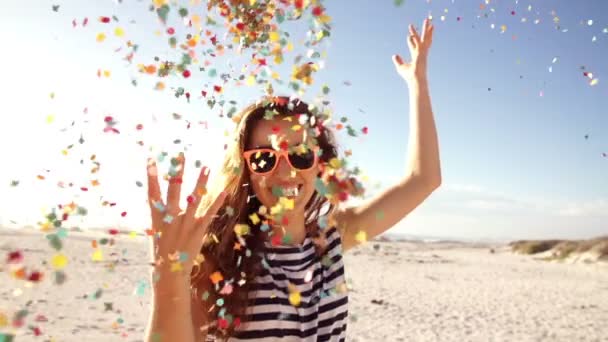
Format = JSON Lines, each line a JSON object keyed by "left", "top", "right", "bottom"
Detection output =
{"left": 166, "top": 152, "right": 185, "bottom": 215}
{"left": 196, "top": 190, "right": 227, "bottom": 229}
{"left": 421, "top": 18, "right": 429, "bottom": 42}
{"left": 408, "top": 34, "right": 416, "bottom": 52}
{"left": 409, "top": 24, "right": 421, "bottom": 47}
{"left": 391, "top": 54, "right": 403, "bottom": 68}
{"left": 147, "top": 158, "right": 165, "bottom": 220}
{"left": 183, "top": 166, "right": 210, "bottom": 222}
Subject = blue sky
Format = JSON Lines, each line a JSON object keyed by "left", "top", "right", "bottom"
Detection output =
{"left": 0, "top": 0, "right": 606, "bottom": 242}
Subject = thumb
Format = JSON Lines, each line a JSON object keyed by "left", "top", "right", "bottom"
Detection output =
{"left": 392, "top": 54, "right": 404, "bottom": 68}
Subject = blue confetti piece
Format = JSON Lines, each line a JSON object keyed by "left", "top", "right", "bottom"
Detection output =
{"left": 179, "top": 252, "right": 188, "bottom": 262}
{"left": 135, "top": 280, "right": 147, "bottom": 296}
{"left": 314, "top": 177, "right": 327, "bottom": 196}
{"left": 153, "top": 201, "right": 166, "bottom": 212}
{"left": 218, "top": 308, "right": 226, "bottom": 317}
{"left": 317, "top": 216, "right": 327, "bottom": 229}
{"left": 216, "top": 298, "right": 224, "bottom": 307}
{"left": 56, "top": 227, "right": 68, "bottom": 238}
{"left": 163, "top": 214, "right": 174, "bottom": 224}
{"left": 260, "top": 223, "right": 270, "bottom": 232}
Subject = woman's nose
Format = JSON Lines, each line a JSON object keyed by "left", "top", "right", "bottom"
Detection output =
{"left": 274, "top": 155, "right": 293, "bottom": 175}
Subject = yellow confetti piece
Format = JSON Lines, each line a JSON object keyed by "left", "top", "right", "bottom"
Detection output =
{"left": 170, "top": 262, "right": 182, "bottom": 272}
{"left": 92, "top": 249, "right": 103, "bottom": 261}
{"left": 103, "top": 70, "right": 111, "bottom": 78}
{"left": 249, "top": 213, "right": 260, "bottom": 225}
{"left": 153, "top": 0, "right": 166, "bottom": 7}
{"left": 46, "top": 115, "right": 54, "bottom": 124}
{"left": 234, "top": 224, "right": 250, "bottom": 236}
{"left": 246, "top": 75, "right": 256, "bottom": 86}
{"left": 61, "top": 149, "right": 68, "bottom": 156}
{"left": 590, "top": 78, "right": 599, "bottom": 86}
{"left": 271, "top": 71, "right": 281, "bottom": 80}
{"left": 289, "top": 291, "right": 301, "bottom": 306}
{"left": 500, "top": 25, "right": 507, "bottom": 33}
{"left": 329, "top": 158, "right": 342, "bottom": 169}
{"left": 114, "top": 27, "right": 125, "bottom": 37}
{"left": 129, "top": 231, "right": 138, "bottom": 238}
{"left": 0, "top": 312, "right": 9, "bottom": 327}
{"left": 269, "top": 31, "right": 280, "bottom": 42}
{"left": 96, "top": 33, "right": 106, "bottom": 42}
{"left": 51, "top": 254, "right": 68, "bottom": 269}
{"left": 291, "top": 124, "right": 302, "bottom": 131}
{"left": 279, "top": 197, "right": 294, "bottom": 210}
{"left": 355, "top": 230, "right": 367, "bottom": 243}
{"left": 155, "top": 82, "right": 165, "bottom": 90}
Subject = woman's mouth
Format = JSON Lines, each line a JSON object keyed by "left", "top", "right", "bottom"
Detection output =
{"left": 271, "top": 184, "right": 303, "bottom": 198}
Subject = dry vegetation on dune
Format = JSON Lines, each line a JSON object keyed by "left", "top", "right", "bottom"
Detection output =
{"left": 509, "top": 236, "right": 608, "bottom": 263}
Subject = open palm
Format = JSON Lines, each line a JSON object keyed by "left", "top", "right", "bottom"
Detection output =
{"left": 392, "top": 18, "right": 434, "bottom": 83}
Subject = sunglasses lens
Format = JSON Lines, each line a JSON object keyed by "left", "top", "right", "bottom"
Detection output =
{"left": 288, "top": 149, "right": 316, "bottom": 170}
{"left": 248, "top": 150, "right": 277, "bottom": 173}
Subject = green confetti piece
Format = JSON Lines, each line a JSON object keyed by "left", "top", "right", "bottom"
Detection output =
{"left": 0, "top": 333, "right": 15, "bottom": 342}
{"left": 202, "top": 291, "right": 210, "bottom": 300}
{"left": 216, "top": 298, "right": 224, "bottom": 307}
{"left": 92, "top": 288, "right": 103, "bottom": 300}
{"left": 47, "top": 234, "right": 62, "bottom": 251}
{"left": 156, "top": 4, "right": 170, "bottom": 23}
{"left": 395, "top": 0, "right": 405, "bottom": 6}
{"left": 178, "top": 7, "right": 188, "bottom": 17}
{"left": 208, "top": 68, "right": 217, "bottom": 77}
{"left": 322, "top": 85, "right": 330, "bottom": 94}
{"left": 9, "top": 180, "right": 19, "bottom": 187}
{"left": 271, "top": 186, "right": 284, "bottom": 197}
{"left": 54, "top": 270, "right": 67, "bottom": 285}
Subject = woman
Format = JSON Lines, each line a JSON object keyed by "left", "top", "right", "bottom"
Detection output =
{"left": 145, "top": 19, "right": 441, "bottom": 342}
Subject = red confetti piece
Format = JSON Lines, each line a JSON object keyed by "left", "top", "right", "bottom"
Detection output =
{"left": 136, "top": 123, "right": 144, "bottom": 130}
{"left": 279, "top": 140, "right": 289, "bottom": 150}
{"left": 362, "top": 126, "right": 368, "bottom": 134}
{"left": 7, "top": 250, "right": 23, "bottom": 264}
{"left": 31, "top": 326, "right": 42, "bottom": 336}
{"left": 218, "top": 318, "right": 229, "bottom": 329}
{"left": 236, "top": 22, "right": 245, "bottom": 31}
{"left": 35, "top": 315, "right": 48, "bottom": 322}
{"left": 338, "top": 191, "right": 349, "bottom": 202}
{"left": 121, "top": 211, "right": 127, "bottom": 217}
{"left": 271, "top": 234, "right": 282, "bottom": 246}
{"left": 27, "top": 271, "right": 44, "bottom": 282}
{"left": 213, "top": 85, "right": 222, "bottom": 93}
{"left": 100, "top": 16, "right": 111, "bottom": 23}
{"left": 104, "top": 116, "right": 114, "bottom": 123}
{"left": 312, "top": 6, "right": 323, "bottom": 16}
{"left": 201, "top": 90, "right": 207, "bottom": 97}
{"left": 80, "top": 187, "right": 88, "bottom": 191}
{"left": 183, "top": 70, "right": 191, "bottom": 78}
{"left": 109, "top": 229, "right": 119, "bottom": 235}
{"left": 83, "top": 17, "right": 88, "bottom": 26}
{"left": 271, "top": 126, "right": 281, "bottom": 133}
{"left": 167, "top": 27, "right": 175, "bottom": 35}
{"left": 187, "top": 195, "right": 196, "bottom": 204}
{"left": 281, "top": 216, "right": 289, "bottom": 225}
{"left": 295, "top": 0, "right": 304, "bottom": 9}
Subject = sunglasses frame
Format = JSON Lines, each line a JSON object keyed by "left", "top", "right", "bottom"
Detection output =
{"left": 243, "top": 146, "right": 320, "bottom": 175}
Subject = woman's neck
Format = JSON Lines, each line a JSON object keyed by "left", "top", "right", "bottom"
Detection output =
{"left": 270, "top": 209, "right": 307, "bottom": 245}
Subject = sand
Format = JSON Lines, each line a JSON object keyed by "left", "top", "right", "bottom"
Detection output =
{"left": 1, "top": 228, "right": 607, "bottom": 342}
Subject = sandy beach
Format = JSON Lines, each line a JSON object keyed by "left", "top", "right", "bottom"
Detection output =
{"left": 1, "top": 228, "right": 606, "bottom": 342}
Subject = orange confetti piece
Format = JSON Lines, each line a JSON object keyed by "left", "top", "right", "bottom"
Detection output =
{"left": 210, "top": 271, "right": 223, "bottom": 284}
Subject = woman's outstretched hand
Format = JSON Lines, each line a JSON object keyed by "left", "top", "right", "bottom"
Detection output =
{"left": 392, "top": 18, "right": 434, "bottom": 83}
{"left": 146, "top": 152, "right": 227, "bottom": 286}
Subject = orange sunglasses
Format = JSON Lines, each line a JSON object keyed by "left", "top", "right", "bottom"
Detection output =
{"left": 243, "top": 146, "right": 320, "bottom": 174}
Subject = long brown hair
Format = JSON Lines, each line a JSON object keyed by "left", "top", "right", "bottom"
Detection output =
{"left": 190, "top": 95, "right": 340, "bottom": 340}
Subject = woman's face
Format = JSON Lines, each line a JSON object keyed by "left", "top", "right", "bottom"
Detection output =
{"left": 245, "top": 115, "right": 320, "bottom": 215}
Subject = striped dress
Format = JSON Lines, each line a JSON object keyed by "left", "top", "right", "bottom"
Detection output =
{"left": 208, "top": 226, "right": 349, "bottom": 341}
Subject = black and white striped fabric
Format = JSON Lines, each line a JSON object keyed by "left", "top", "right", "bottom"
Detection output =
{"left": 208, "top": 226, "right": 349, "bottom": 341}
